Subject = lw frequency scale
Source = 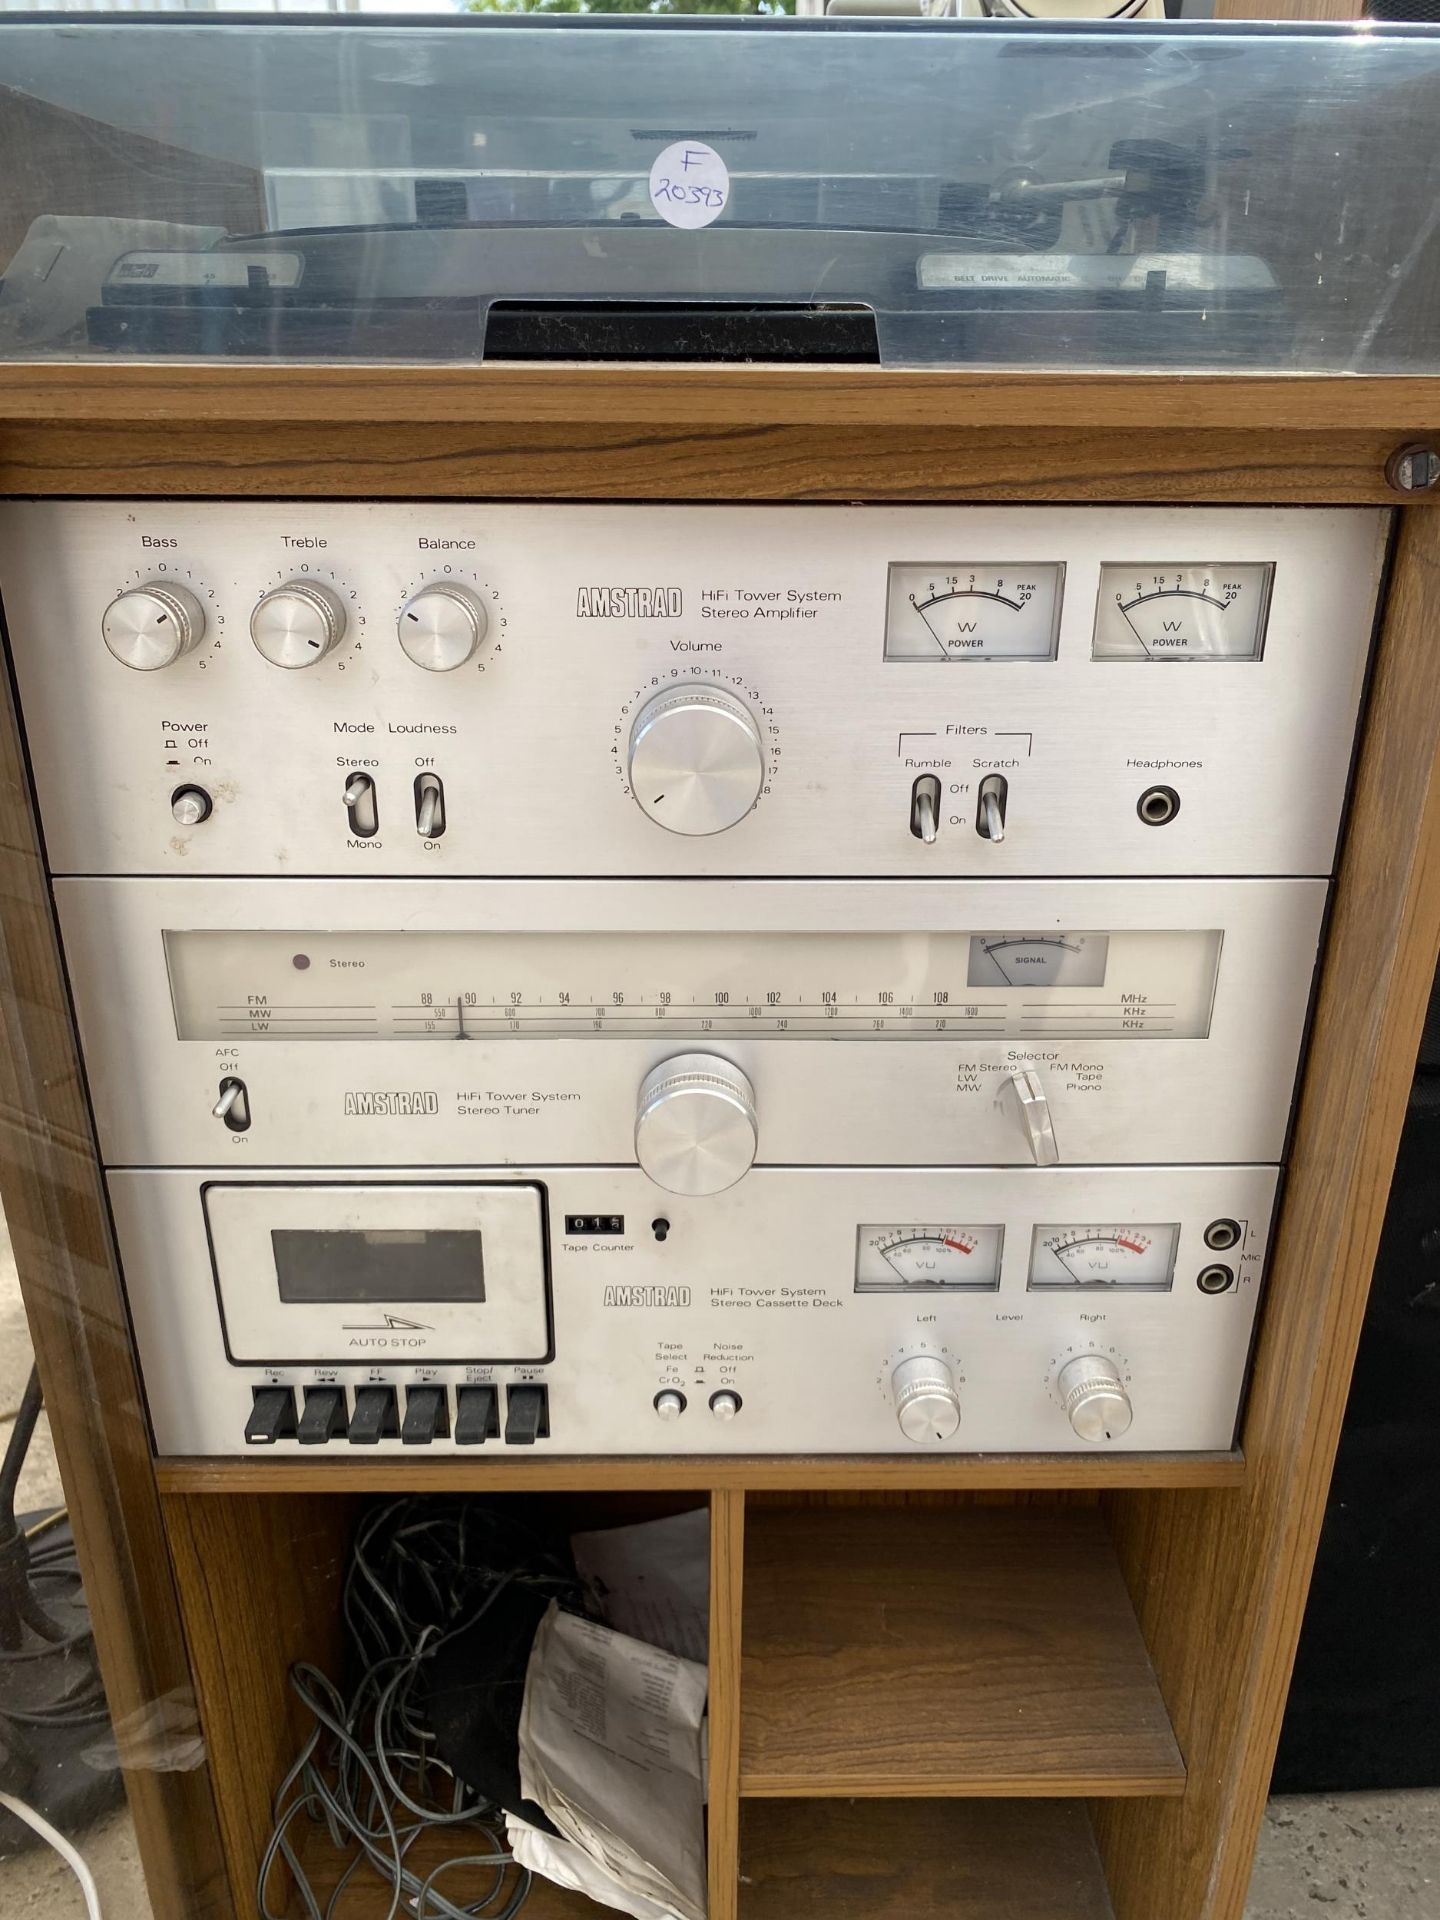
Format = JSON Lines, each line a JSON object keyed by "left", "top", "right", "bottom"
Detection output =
{"left": 0, "top": 499, "right": 1386, "bottom": 1455}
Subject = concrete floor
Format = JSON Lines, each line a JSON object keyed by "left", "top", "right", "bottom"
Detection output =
{"left": 1, "top": 1217, "right": 1438, "bottom": 1918}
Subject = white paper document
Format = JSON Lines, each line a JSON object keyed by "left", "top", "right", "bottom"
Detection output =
{"left": 571, "top": 1507, "right": 711, "bottom": 1665}
{"left": 506, "top": 1813, "right": 682, "bottom": 1920}
{"left": 518, "top": 1602, "right": 708, "bottom": 1920}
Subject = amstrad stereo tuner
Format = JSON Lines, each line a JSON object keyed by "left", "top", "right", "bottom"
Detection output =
{"left": 0, "top": 501, "right": 1384, "bottom": 1456}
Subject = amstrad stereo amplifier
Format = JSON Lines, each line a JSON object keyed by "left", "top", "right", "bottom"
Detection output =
{"left": 0, "top": 503, "right": 1386, "bottom": 1456}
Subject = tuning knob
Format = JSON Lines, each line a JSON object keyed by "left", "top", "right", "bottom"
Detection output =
{"left": 250, "top": 579, "right": 347, "bottom": 669}
{"left": 397, "top": 583, "right": 488, "bottom": 672}
{"left": 102, "top": 581, "right": 205, "bottom": 670}
{"left": 634, "top": 1053, "right": 757, "bottom": 1196}
{"left": 627, "top": 684, "right": 764, "bottom": 836}
{"left": 1057, "top": 1354, "right": 1134, "bottom": 1443}
{"left": 890, "top": 1353, "right": 962, "bottom": 1444}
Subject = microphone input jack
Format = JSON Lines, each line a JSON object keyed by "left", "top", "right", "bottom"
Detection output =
{"left": 1197, "top": 1263, "right": 1236, "bottom": 1295}
{"left": 1203, "top": 1218, "right": 1242, "bottom": 1252}
{"left": 1137, "top": 784, "right": 1181, "bottom": 827}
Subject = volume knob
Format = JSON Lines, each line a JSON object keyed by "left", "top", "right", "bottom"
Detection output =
{"left": 251, "top": 579, "right": 347, "bottom": 669}
{"left": 102, "top": 581, "right": 205, "bottom": 671}
{"left": 627, "top": 684, "right": 764, "bottom": 836}
{"left": 890, "top": 1353, "right": 961, "bottom": 1444}
{"left": 398, "top": 583, "right": 488, "bottom": 672}
{"left": 635, "top": 1053, "right": 757, "bottom": 1196}
{"left": 1057, "top": 1354, "right": 1134, "bottom": 1443}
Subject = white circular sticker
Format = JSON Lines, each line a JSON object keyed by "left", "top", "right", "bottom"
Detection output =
{"left": 648, "top": 140, "right": 730, "bottom": 232}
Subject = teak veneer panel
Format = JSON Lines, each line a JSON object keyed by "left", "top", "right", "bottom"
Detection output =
{"left": 739, "top": 1800, "right": 1114, "bottom": 1920}
{"left": 739, "top": 1508, "right": 1182, "bottom": 1799}
{"left": 155, "top": 1452, "right": 1244, "bottom": 1496}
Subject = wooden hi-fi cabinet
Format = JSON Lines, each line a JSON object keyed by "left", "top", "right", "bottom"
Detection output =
{"left": 1, "top": 364, "right": 1437, "bottom": 1920}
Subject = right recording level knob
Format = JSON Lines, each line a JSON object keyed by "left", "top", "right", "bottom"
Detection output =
{"left": 627, "top": 684, "right": 764, "bottom": 836}
{"left": 1057, "top": 1354, "right": 1134, "bottom": 1443}
{"left": 890, "top": 1353, "right": 962, "bottom": 1444}
{"left": 634, "top": 1053, "right": 758, "bottom": 1196}
{"left": 250, "top": 579, "right": 347, "bottom": 669}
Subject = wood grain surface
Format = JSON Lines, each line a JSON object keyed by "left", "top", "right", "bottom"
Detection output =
{"left": 155, "top": 1452, "right": 1244, "bottom": 1497}
{"left": 0, "top": 615, "right": 233, "bottom": 1914}
{"left": 739, "top": 1508, "right": 1182, "bottom": 1800}
{"left": 1094, "top": 508, "right": 1440, "bottom": 1918}
{"left": 0, "top": 364, "right": 1436, "bottom": 431}
{"left": 162, "top": 1494, "right": 359, "bottom": 1918}
{"left": 707, "top": 1491, "right": 745, "bottom": 1920}
{"left": 739, "top": 1799, "right": 1115, "bottom": 1920}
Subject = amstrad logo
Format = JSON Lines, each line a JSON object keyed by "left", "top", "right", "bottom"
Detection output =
{"left": 343, "top": 1090, "right": 440, "bottom": 1117}
{"left": 603, "top": 1284, "right": 692, "bottom": 1308}
{"left": 576, "top": 586, "right": 683, "bottom": 618}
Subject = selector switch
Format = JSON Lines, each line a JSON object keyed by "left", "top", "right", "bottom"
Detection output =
{"left": 455, "top": 1385, "right": 500, "bottom": 1446}
{"left": 298, "top": 1386, "right": 347, "bottom": 1445}
{"left": 504, "top": 1384, "right": 549, "bottom": 1446}
{"left": 1006, "top": 1069, "right": 1058, "bottom": 1166}
{"left": 348, "top": 1386, "right": 399, "bottom": 1445}
{"left": 401, "top": 1385, "right": 449, "bottom": 1445}
{"left": 654, "top": 1389, "right": 687, "bottom": 1423}
{"left": 250, "top": 579, "right": 347, "bottom": 668}
{"left": 245, "top": 1387, "right": 297, "bottom": 1445}
{"left": 102, "top": 580, "right": 206, "bottom": 671}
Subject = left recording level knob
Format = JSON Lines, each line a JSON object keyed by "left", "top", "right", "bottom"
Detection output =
{"left": 250, "top": 579, "right": 347, "bottom": 669}
{"left": 102, "top": 581, "right": 205, "bottom": 671}
{"left": 890, "top": 1353, "right": 962, "bottom": 1444}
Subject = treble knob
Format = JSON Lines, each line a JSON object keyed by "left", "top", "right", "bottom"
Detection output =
{"left": 1057, "top": 1354, "right": 1134, "bottom": 1443}
{"left": 250, "top": 579, "right": 347, "bottom": 669}
{"left": 102, "top": 580, "right": 205, "bottom": 671}
{"left": 890, "top": 1353, "right": 962, "bottom": 1444}
{"left": 634, "top": 1053, "right": 757, "bottom": 1196}
{"left": 627, "top": 684, "right": 764, "bottom": 836}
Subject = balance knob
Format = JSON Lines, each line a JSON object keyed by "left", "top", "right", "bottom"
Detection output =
{"left": 398, "top": 583, "right": 488, "bottom": 672}
{"left": 890, "top": 1353, "right": 962, "bottom": 1444}
{"left": 102, "top": 581, "right": 205, "bottom": 671}
{"left": 627, "top": 684, "right": 764, "bottom": 836}
{"left": 1057, "top": 1354, "right": 1134, "bottom": 1443}
{"left": 250, "top": 579, "right": 346, "bottom": 669}
{"left": 634, "top": 1053, "right": 757, "bottom": 1196}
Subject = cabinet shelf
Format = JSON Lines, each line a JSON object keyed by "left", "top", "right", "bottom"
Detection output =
{"left": 739, "top": 1507, "right": 1183, "bottom": 1798}
{"left": 740, "top": 1799, "right": 1114, "bottom": 1920}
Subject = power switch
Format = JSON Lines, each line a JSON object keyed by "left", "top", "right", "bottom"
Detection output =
{"left": 402, "top": 1385, "right": 449, "bottom": 1445}
{"left": 298, "top": 1386, "right": 347, "bottom": 1445}
{"left": 504, "top": 1384, "right": 549, "bottom": 1446}
{"left": 455, "top": 1385, "right": 500, "bottom": 1446}
{"left": 348, "top": 1386, "right": 399, "bottom": 1445}
{"left": 245, "top": 1386, "right": 296, "bottom": 1445}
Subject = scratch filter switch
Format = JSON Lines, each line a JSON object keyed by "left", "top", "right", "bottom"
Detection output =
{"left": 455, "top": 1385, "right": 500, "bottom": 1446}
{"left": 402, "top": 1385, "right": 449, "bottom": 1445}
{"left": 504, "top": 1384, "right": 549, "bottom": 1446}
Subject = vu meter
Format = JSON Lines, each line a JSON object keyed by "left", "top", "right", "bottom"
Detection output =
{"left": 884, "top": 562, "right": 1064, "bottom": 660}
{"left": 1094, "top": 562, "right": 1274, "bottom": 660}
{"left": 856, "top": 1224, "right": 1004, "bottom": 1291}
{"left": 1029, "top": 1223, "right": 1180, "bottom": 1291}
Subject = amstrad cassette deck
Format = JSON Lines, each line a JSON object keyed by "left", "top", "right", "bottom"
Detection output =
{"left": 0, "top": 501, "right": 1386, "bottom": 1456}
